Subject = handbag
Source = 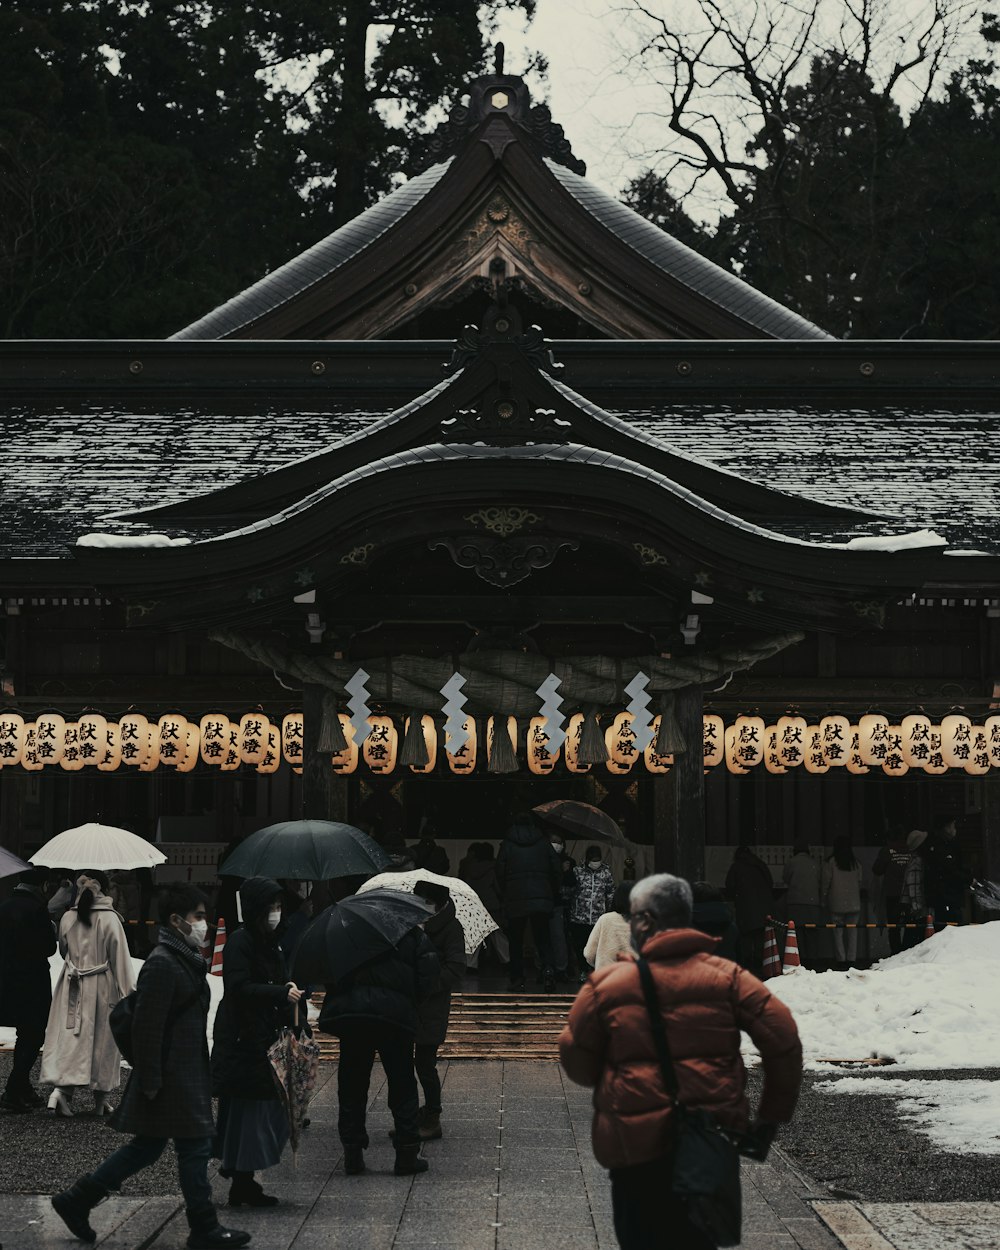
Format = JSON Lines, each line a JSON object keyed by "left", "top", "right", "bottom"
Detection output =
{"left": 636, "top": 957, "right": 742, "bottom": 1247}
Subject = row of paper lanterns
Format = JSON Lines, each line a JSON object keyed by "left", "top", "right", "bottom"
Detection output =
{"left": 1, "top": 710, "right": 996, "bottom": 778}
{"left": 706, "top": 713, "right": 1000, "bottom": 776}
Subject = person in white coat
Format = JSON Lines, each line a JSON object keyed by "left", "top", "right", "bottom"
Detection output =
{"left": 41, "top": 870, "right": 136, "bottom": 1116}
{"left": 822, "top": 838, "right": 863, "bottom": 968}
{"left": 583, "top": 883, "right": 633, "bottom": 971}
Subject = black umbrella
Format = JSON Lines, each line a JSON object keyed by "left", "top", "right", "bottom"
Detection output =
{"left": 291, "top": 888, "right": 433, "bottom": 985}
{"left": 219, "top": 819, "right": 389, "bottom": 881}
{"left": 532, "top": 800, "right": 625, "bottom": 847}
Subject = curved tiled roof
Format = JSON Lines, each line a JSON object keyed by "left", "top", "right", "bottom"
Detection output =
{"left": 544, "top": 159, "right": 833, "bottom": 341}
{"left": 170, "top": 160, "right": 454, "bottom": 341}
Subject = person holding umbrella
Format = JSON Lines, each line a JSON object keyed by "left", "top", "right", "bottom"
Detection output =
{"left": 0, "top": 865, "right": 57, "bottom": 1112}
{"left": 41, "top": 869, "right": 136, "bottom": 1117}
{"left": 411, "top": 881, "right": 466, "bottom": 1142}
{"left": 307, "top": 890, "right": 440, "bottom": 1177}
{"left": 212, "top": 877, "right": 304, "bottom": 1208}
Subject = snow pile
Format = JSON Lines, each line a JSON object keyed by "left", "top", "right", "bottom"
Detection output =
{"left": 817, "top": 1077, "right": 1000, "bottom": 1155}
{"left": 745, "top": 924, "right": 1000, "bottom": 1069}
{"left": 845, "top": 528, "right": 947, "bottom": 552}
{"left": 76, "top": 533, "right": 192, "bottom": 548}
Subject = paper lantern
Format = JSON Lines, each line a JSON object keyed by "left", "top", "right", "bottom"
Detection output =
{"left": 703, "top": 714, "right": 724, "bottom": 768}
{"left": 281, "top": 712, "right": 304, "bottom": 767}
{"left": 724, "top": 724, "right": 748, "bottom": 774}
{"left": 35, "top": 711, "right": 65, "bottom": 765}
{"left": 644, "top": 717, "right": 673, "bottom": 774}
{"left": 858, "top": 713, "right": 890, "bottom": 766}
{"left": 605, "top": 712, "right": 639, "bottom": 774}
{"left": 157, "top": 712, "right": 186, "bottom": 765}
{"left": 984, "top": 715, "right": 1000, "bottom": 769}
{"left": 220, "top": 725, "right": 242, "bottom": 772}
{"left": 363, "top": 715, "right": 398, "bottom": 775}
{"left": 119, "top": 713, "right": 149, "bottom": 766}
{"left": 200, "top": 714, "right": 230, "bottom": 765}
{"left": 445, "top": 717, "right": 477, "bottom": 774}
{"left": 775, "top": 715, "right": 807, "bottom": 769}
{"left": 77, "top": 712, "right": 107, "bottom": 766}
{"left": 803, "top": 726, "right": 830, "bottom": 774}
{"left": 881, "top": 726, "right": 909, "bottom": 776}
{"left": 846, "top": 729, "right": 870, "bottom": 775}
{"left": 732, "top": 715, "right": 765, "bottom": 769}
{"left": 21, "top": 722, "right": 43, "bottom": 771}
{"left": 60, "top": 723, "right": 85, "bottom": 772}
{"left": 965, "top": 726, "right": 990, "bottom": 776}
{"left": 900, "top": 713, "right": 933, "bottom": 768}
{"left": 238, "top": 712, "right": 267, "bottom": 765}
{"left": 97, "top": 722, "right": 122, "bottom": 772}
{"left": 406, "top": 715, "right": 438, "bottom": 775}
{"left": 563, "top": 713, "right": 591, "bottom": 774}
{"left": 177, "top": 724, "right": 202, "bottom": 773}
{"left": 0, "top": 712, "right": 25, "bottom": 766}
{"left": 819, "top": 714, "right": 850, "bottom": 767}
{"left": 923, "top": 727, "right": 949, "bottom": 775}
{"left": 331, "top": 714, "right": 359, "bottom": 775}
{"left": 527, "top": 716, "right": 560, "bottom": 775}
{"left": 138, "top": 724, "right": 161, "bottom": 772}
{"left": 764, "top": 726, "right": 786, "bottom": 775}
{"left": 940, "top": 714, "right": 973, "bottom": 767}
{"left": 255, "top": 723, "right": 281, "bottom": 775}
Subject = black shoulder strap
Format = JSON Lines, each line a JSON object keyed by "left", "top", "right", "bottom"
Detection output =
{"left": 636, "top": 956, "right": 679, "bottom": 1099}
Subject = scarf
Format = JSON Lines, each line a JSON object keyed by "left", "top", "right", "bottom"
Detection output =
{"left": 157, "top": 926, "right": 210, "bottom": 977}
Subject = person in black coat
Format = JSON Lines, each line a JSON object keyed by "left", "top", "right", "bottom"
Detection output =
{"left": 51, "top": 884, "right": 250, "bottom": 1250}
{"left": 495, "top": 816, "right": 562, "bottom": 992}
{"left": 412, "top": 882, "right": 466, "bottom": 1141}
{"left": 319, "top": 921, "right": 439, "bottom": 1177}
{"left": 212, "top": 876, "right": 304, "bottom": 1208}
{"left": 924, "top": 816, "right": 972, "bottom": 927}
{"left": 691, "top": 881, "right": 741, "bottom": 963}
{"left": 0, "top": 866, "right": 57, "bottom": 1111}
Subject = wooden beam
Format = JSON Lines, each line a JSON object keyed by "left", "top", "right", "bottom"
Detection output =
{"left": 653, "top": 685, "right": 705, "bottom": 881}
{"left": 326, "top": 595, "right": 676, "bottom": 624}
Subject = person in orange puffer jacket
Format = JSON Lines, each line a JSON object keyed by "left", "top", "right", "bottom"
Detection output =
{"left": 559, "top": 872, "right": 802, "bottom": 1250}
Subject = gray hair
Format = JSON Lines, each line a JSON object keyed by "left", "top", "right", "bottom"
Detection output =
{"left": 629, "top": 873, "right": 693, "bottom": 929}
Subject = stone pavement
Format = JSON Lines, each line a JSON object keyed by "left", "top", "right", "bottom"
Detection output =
{"left": 0, "top": 1061, "right": 996, "bottom": 1250}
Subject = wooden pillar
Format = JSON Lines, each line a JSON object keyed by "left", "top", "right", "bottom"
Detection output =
{"left": 302, "top": 684, "right": 335, "bottom": 821}
{"left": 982, "top": 779, "right": 1000, "bottom": 883}
{"left": 653, "top": 685, "right": 705, "bottom": 881}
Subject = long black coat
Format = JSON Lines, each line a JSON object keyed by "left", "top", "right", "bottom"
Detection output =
{"left": 318, "top": 928, "right": 439, "bottom": 1037}
{"left": 0, "top": 886, "right": 55, "bottom": 1027}
{"left": 495, "top": 824, "right": 562, "bottom": 919}
{"left": 415, "top": 901, "right": 466, "bottom": 1047}
{"left": 211, "top": 926, "right": 291, "bottom": 1100}
{"left": 110, "top": 933, "right": 214, "bottom": 1139}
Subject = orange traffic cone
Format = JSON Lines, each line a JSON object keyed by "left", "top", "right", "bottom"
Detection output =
{"left": 923, "top": 913, "right": 935, "bottom": 941}
{"left": 782, "top": 920, "right": 801, "bottom": 973}
{"left": 210, "top": 918, "right": 227, "bottom": 975}
{"left": 762, "top": 923, "right": 781, "bottom": 979}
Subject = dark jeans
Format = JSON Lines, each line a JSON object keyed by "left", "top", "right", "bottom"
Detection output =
{"left": 91, "top": 1135, "right": 213, "bottom": 1213}
{"left": 6, "top": 1007, "right": 47, "bottom": 1093}
{"left": 337, "top": 1026, "right": 420, "bottom": 1147}
{"left": 739, "top": 927, "right": 765, "bottom": 978}
{"left": 569, "top": 920, "right": 593, "bottom": 973}
{"left": 611, "top": 1157, "right": 716, "bottom": 1250}
{"left": 414, "top": 1043, "right": 441, "bottom": 1114}
{"left": 505, "top": 912, "right": 552, "bottom": 981}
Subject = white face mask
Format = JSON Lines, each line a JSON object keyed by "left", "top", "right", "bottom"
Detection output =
{"left": 587, "top": 859, "right": 602, "bottom": 870}
{"left": 552, "top": 843, "right": 565, "bottom": 855}
{"left": 266, "top": 908, "right": 282, "bottom": 931}
{"left": 184, "top": 918, "right": 209, "bottom": 949}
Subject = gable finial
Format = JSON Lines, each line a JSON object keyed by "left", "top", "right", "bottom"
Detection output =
{"left": 494, "top": 42, "right": 505, "bottom": 75}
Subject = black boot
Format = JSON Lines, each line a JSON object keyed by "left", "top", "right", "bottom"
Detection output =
{"left": 1, "top": 1087, "right": 33, "bottom": 1113}
{"left": 185, "top": 1203, "right": 251, "bottom": 1249}
{"left": 51, "top": 1175, "right": 108, "bottom": 1243}
{"left": 343, "top": 1145, "right": 366, "bottom": 1175}
{"left": 228, "top": 1170, "right": 278, "bottom": 1208}
{"left": 393, "top": 1143, "right": 429, "bottom": 1176}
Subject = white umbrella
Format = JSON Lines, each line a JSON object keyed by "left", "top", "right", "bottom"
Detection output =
{"left": 358, "top": 869, "right": 498, "bottom": 956}
{"left": 30, "top": 822, "right": 167, "bottom": 871}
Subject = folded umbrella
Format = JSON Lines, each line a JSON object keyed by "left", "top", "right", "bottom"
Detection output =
{"left": 268, "top": 1003, "right": 321, "bottom": 1159}
{"left": 291, "top": 888, "right": 434, "bottom": 986}
{"left": 30, "top": 822, "right": 167, "bottom": 871}
{"left": 358, "top": 869, "right": 498, "bottom": 957}
{"left": 0, "top": 843, "right": 32, "bottom": 881}
{"left": 219, "top": 819, "right": 389, "bottom": 881}
{"left": 532, "top": 800, "right": 625, "bottom": 847}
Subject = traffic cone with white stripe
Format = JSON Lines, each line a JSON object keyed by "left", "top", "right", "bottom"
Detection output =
{"left": 924, "top": 913, "right": 935, "bottom": 941}
{"left": 782, "top": 920, "right": 801, "bottom": 973}
{"left": 762, "top": 922, "right": 781, "bottom": 979}
{"left": 210, "top": 918, "right": 227, "bottom": 975}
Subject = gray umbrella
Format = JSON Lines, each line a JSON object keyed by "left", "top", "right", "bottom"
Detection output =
{"left": 0, "top": 843, "right": 33, "bottom": 880}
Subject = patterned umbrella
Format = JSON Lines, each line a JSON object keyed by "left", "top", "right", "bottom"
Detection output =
{"left": 358, "top": 869, "right": 499, "bottom": 956}
{"left": 267, "top": 1004, "right": 321, "bottom": 1158}
{"left": 30, "top": 822, "right": 167, "bottom": 871}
